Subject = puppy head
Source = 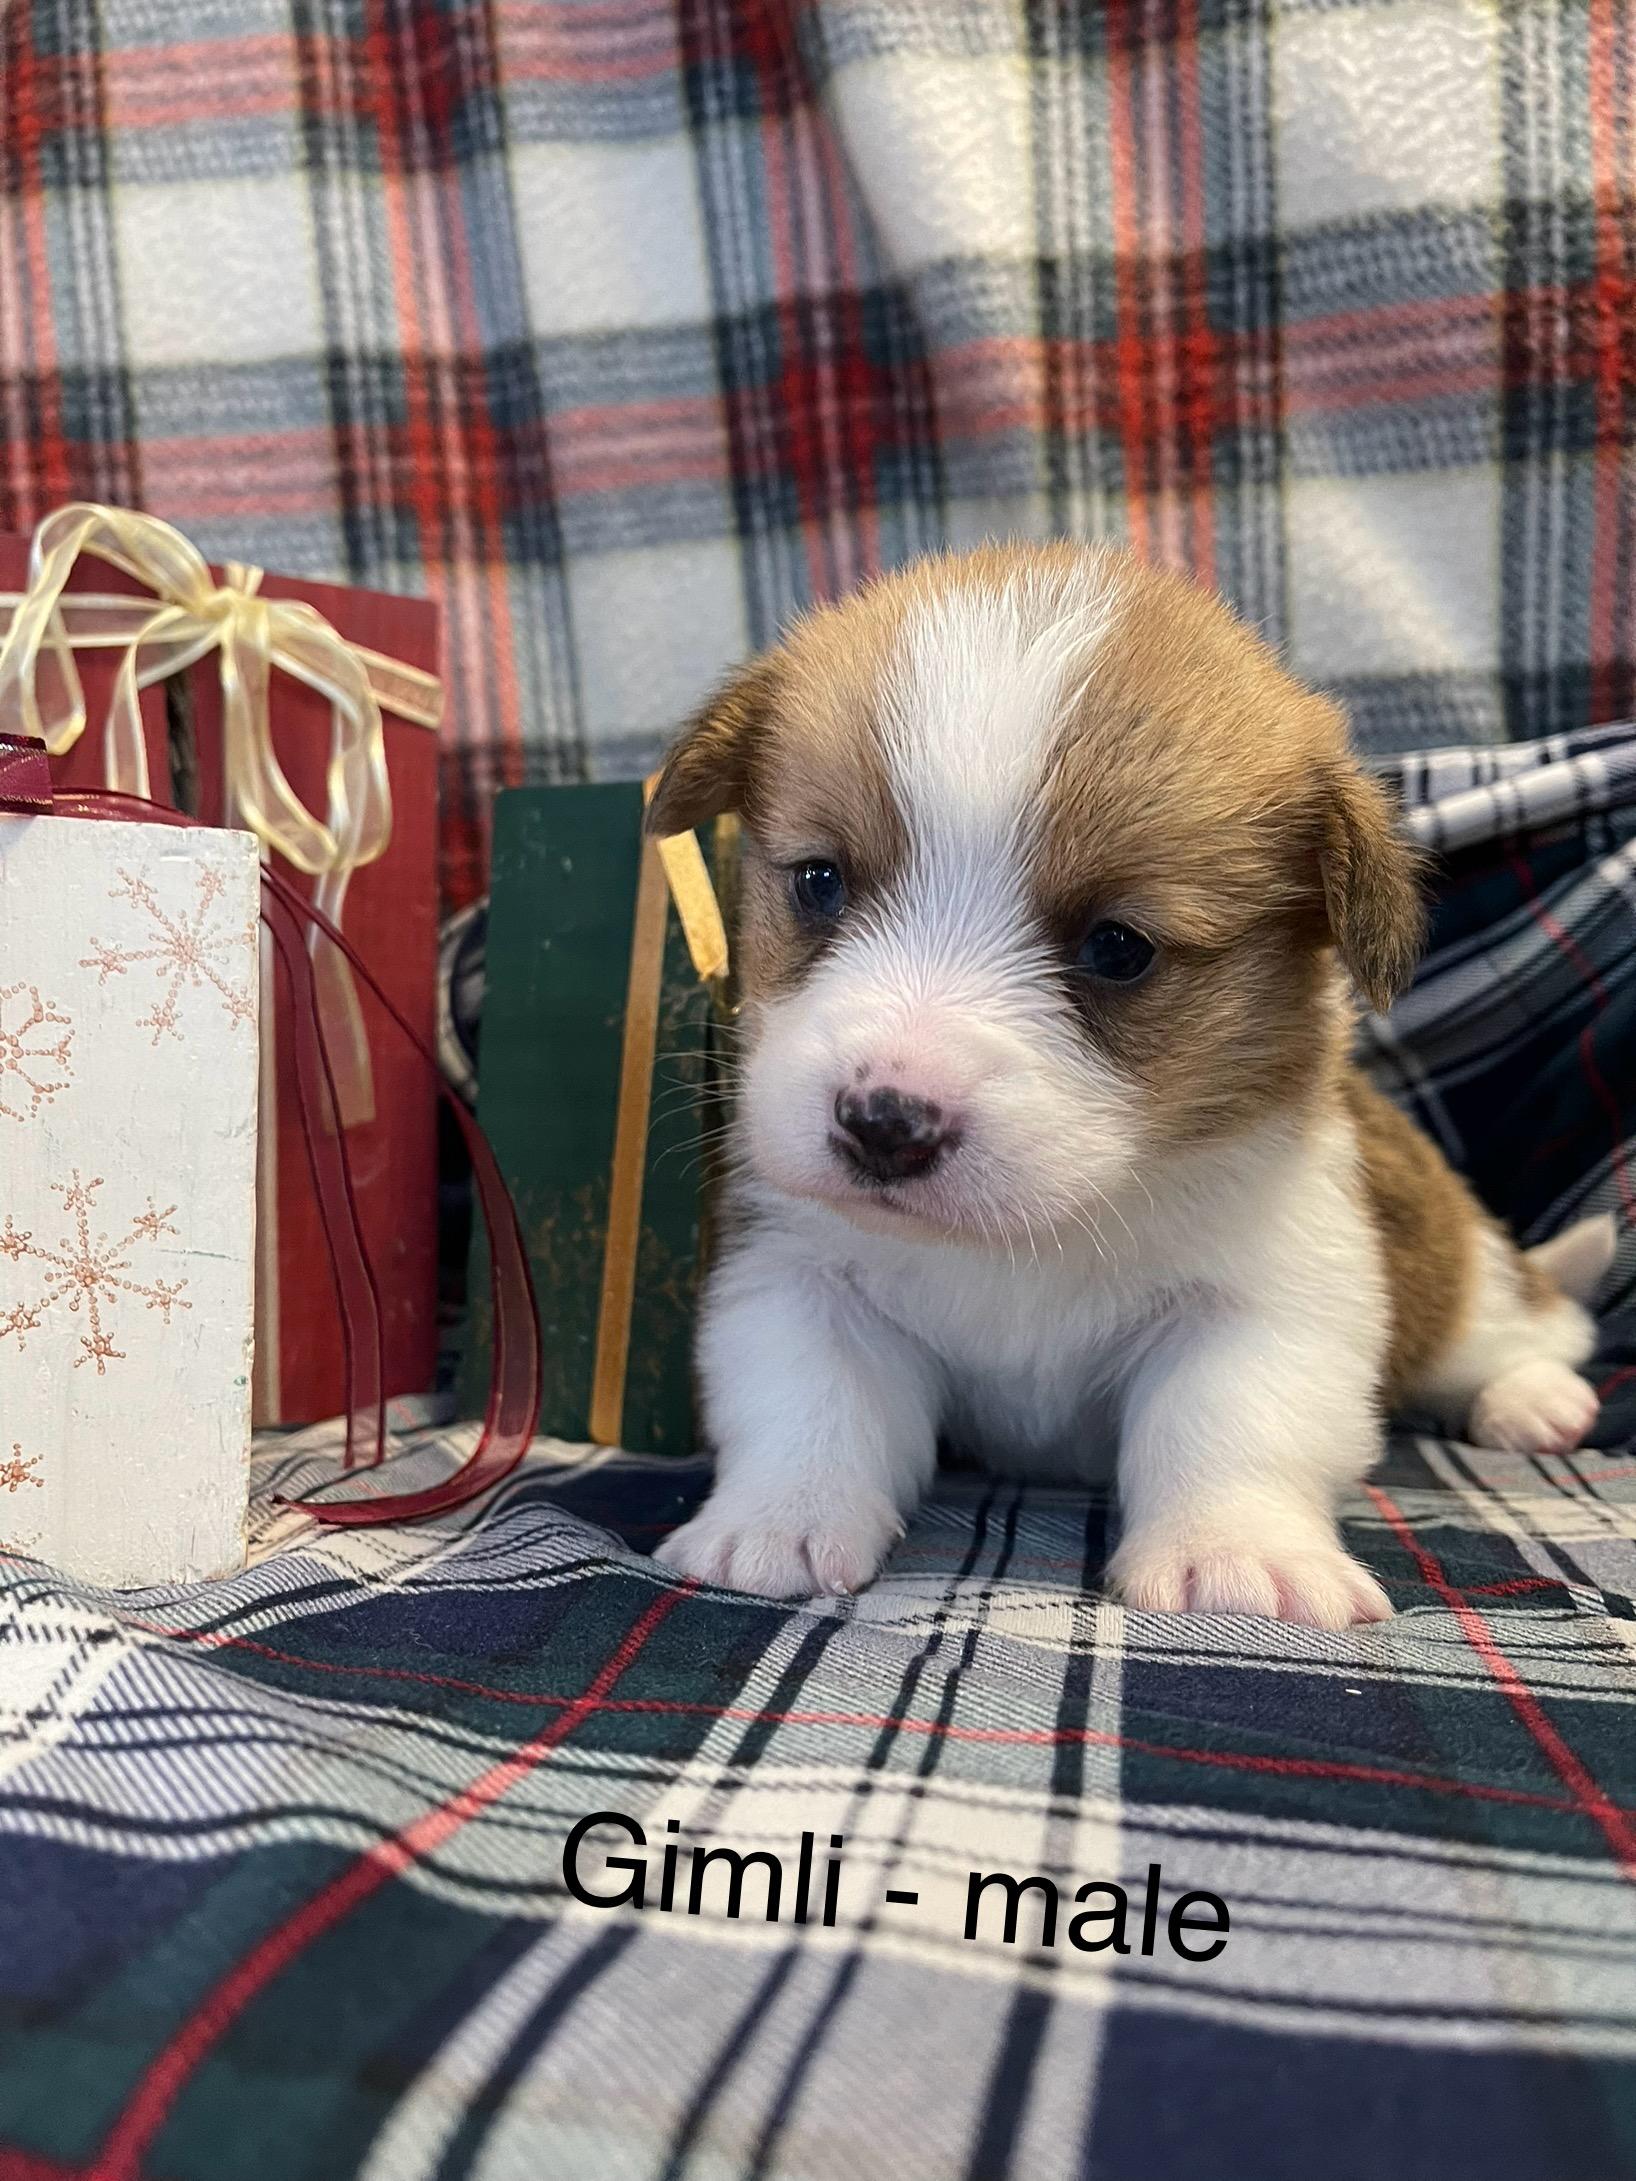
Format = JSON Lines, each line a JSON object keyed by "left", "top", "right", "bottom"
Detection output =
{"left": 649, "top": 543, "right": 1422, "bottom": 1245}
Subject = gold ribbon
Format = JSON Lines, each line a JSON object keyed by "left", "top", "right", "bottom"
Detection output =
{"left": 0, "top": 503, "right": 443, "bottom": 1126}
{"left": 587, "top": 782, "right": 731, "bottom": 1447}
{"left": 652, "top": 820, "right": 729, "bottom": 982}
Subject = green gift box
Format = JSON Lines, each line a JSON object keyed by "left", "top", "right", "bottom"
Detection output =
{"left": 462, "top": 783, "right": 737, "bottom": 1452}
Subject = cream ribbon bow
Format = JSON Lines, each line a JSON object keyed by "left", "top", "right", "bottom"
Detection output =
{"left": 0, "top": 503, "right": 443, "bottom": 1125}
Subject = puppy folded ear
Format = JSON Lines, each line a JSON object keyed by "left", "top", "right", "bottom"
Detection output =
{"left": 1318, "top": 761, "right": 1426, "bottom": 1014}
{"left": 1317, "top": 758, "right": 1430, "bottom": 1011}
{"left": 645, "top": 654, "right": 781, "bottom": 838}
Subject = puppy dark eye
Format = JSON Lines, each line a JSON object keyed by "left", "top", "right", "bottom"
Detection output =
{"left": 1075, "top": 921, "right": 1156, "bottom": 984}
{"left": 790, "top": 859, "right": 847, "bottom": 924}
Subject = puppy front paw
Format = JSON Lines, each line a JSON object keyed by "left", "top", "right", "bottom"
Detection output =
{"left": 1469, "top": 1361, "right": 1600, "bottom": 1455}
{"left": 1108, "top": 1525, "right": 1390, "bottom": 1629}
{"left": 655, "top": 1493, "right": 903, "bottom": 1599}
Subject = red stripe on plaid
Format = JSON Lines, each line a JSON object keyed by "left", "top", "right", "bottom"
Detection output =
{"left": 1369, "top": 1484, "right": 1636, "bottom": 1872}
{"left": 931, "top": 332, "right": 1281, "bottom": 448}
{"left": 925, "top": 314, "right": 1502, "bottom": 446}
{"left": 807, "top": 72, "right": 884, "bottom": 591}
{"left": 1169, "top": 0, "right": 1216, "bottom": 585}
{"left": 0, "top": 2150, "right": 78, "bottom": 2180}
{"left": 729, "top": 1, "right": 878, "bottom": 602}
{"left": 495, "top": 0, "right": 679, "bottom": 86}
{"left": 740, "top": 3, "right": 814, "bottom": 590}
{"left": 1288, "top": 290, "right": 1498, "bottom": 349}
{"left": 1285, "top": 333, "right": 1495, "bottom": 389}
{"left": 516, "top": 272, "right": 1619, "bottom": 500}
{"left": 369, "top": 2, "right": 527, "bottom": 816}
{"left": 1457, "top": 1576, "right": 1572, "bottom": 1597}
{"left": 142, "top": 433, "right": 340, "bottom": 522}
{"left": 1105, "top": 0, "right": 1153, "bottom": 561}
{"left": 82, "top": 1579, "right": 692, "bottom": 2181}
{"left": 0, "top": 15, "right": 71, "bottom": 526}
{"left": 1099, "top": 0, "right": 1219, "bottom": 580}
{"left": 119, "top": 1612, "right": 1630, "bottom": 1822}
{"left": 364, "top": 6, "right": 447, "bottom": 573}
{"left": 1288, "top": 276, "right": 1636, "bottom": 393}
{"left": 547, "top": 396, "right": 733, "bottom": 502}
{"left": 842, "top": 276, "right": 1626, "bottom": 474}
{"left": 1288, "top": 364, "right": 1496, "bottom": 415}
{"left": 1586, "top": 0, "right": 1636, "bottom": 721}
{"left": 362, "top": 2, "right": 511, "bottom": 806}
{"left": 103, "top": 36, "right": 295, "bottom": 129}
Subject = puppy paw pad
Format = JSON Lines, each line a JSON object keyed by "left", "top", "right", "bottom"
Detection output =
{"left": 1470, "top": 1365, "right": 1599, "bottom": 1455}
{"left": 654, "top": 1506, "right": 896, "bottom": 1600}
{"left": 1110, "top": 1535, "right": 1390, "bottom": 1629}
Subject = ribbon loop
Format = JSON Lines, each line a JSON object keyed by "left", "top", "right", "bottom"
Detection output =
{"left": 0, "top": 504, "right": 443, "bottom": 1125}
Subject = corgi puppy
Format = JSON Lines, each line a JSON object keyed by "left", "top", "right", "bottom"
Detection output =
{"left": 644, "top": 544, "right": 1614, "bottom": 1625}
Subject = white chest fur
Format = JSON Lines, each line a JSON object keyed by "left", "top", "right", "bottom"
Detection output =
{"left": 737, "top": 1105, "right": 1389, "bottom": 1487}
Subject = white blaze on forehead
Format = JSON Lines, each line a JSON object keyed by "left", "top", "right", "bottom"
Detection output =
{"left": 877, "top": 561, "right": 1124, "bottom": 853}
{"left": 824, "top": 558, "right": 1126, "bottom": 1023}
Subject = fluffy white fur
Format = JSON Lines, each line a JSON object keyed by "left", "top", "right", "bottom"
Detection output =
{"left": 671, "top": 1114, "right": 1398, "bottom": 1624}
{"left": 655, "top": 566, "right": 1612, "bottom": 1625}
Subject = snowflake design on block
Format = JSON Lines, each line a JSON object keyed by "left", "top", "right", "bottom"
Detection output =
{"left": 0, "top": 1443, "right": 43, "bottom": 1555}
{"left": 1, "top": 1171, "right": 191, "bottom": 1374}
{"left": 81, "top": 866, "right": 255, "bottom": 1046}
{"left": 1, "top": 1444, "right": 42, "bottom": 1492}
{"left": 0, "top": 983, "right": 74, "bottom": 1123}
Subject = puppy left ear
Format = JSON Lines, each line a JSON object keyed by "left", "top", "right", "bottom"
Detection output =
{"left": 645, "top": 653, "right": 782, "bottom": 838}
{"left": 1317, "top": 763, "right": 1426, "bottom": 1013}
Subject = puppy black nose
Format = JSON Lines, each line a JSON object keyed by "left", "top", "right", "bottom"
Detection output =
{"left": 832, "top": 1086, "right": 952, "bottom": 1181}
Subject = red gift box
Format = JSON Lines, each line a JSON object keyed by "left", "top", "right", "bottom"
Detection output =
{"left": 0, "top": 515, "right": 441, "bottom": 1426}
{"left": 0, "top": 535, "right": 171, "bottom": 794}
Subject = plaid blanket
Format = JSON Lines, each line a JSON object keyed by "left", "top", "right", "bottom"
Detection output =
{"left": 3, "top": 1, "right": 1634, "bottom": 903}
{"left": 3, "top": 733, "right": 1635, "bottom": 2180}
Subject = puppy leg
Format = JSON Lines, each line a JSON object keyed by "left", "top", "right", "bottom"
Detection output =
{"left": 1107, "top": 1310, "right": 1391, "bottom": 1630}
{"left": 1410, "top": 1217, "right": 1611, "bottom": 1456}
{"left": 655, "top": 1244, "right": 939, "bottom": 1599}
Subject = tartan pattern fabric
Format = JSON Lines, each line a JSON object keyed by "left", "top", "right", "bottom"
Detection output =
{"left": 3, "top": 1428, "right": 1636, "bottom": 2181}
{"left": 3, "top": 0, "right": 1635, "bottom": 904}
{"left": 1365, "top": 721, "right": 1636, "bottom": 1415}
{"left": 3, "top": 733, "right": 1636, "bottom": 2178}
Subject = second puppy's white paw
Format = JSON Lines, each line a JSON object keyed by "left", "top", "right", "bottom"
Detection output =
{"left": 655, "top": 1491, "right": 903, "bottom": 1599}
{"left": 1469, "top": 1361, "right": 1600, "bottom": 1455}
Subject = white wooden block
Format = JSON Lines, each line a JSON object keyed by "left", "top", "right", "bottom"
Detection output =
{"left": 0, "top": 812, "right": 260, "bottom": 1587}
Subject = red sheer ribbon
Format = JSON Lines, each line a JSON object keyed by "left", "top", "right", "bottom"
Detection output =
{"left": 0, "top": 730, "right": 53, "bottom": 808}
{"left": 7, "top": 770, "right": 541, "bottom": 1525}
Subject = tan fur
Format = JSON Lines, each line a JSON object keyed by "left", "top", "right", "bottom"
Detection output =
{"left": 1514, "top": 1239, "right": 1558, "bottom": 1310}
{"left": 1023, "top": 550, "right": 1390, "bottom": 1145}
{"left": 1339, "top": 1072, "right": 1484, "bottom": 1400}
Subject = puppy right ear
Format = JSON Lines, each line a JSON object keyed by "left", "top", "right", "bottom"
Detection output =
{"left": 1317, "top": 760, "right": 1426, "bottom": 1014}
{"left": 645, "top": 654, "right": 780, "bottom": 837}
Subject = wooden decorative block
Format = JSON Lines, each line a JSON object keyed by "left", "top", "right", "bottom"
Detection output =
{"left": 0, "top": 812, "right": 260, "bottom": 1587}
{"left": 463, "top": 784, "right": 736, "bottom": 1454}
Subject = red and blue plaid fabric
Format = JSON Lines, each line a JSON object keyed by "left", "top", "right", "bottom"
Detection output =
{"left": 3, "top": 1, "right": 1634, "bottom": 903}
{"left": 3, "top": 732, "right": 1635, "bottom": 2179}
